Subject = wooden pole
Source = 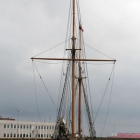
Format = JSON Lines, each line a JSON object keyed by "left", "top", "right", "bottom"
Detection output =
{"left": 78, "top": 23, "right": 82, "bottom": 134}
{"left": 72, "top": 0, "right": 76, "bottom": 139}
{"left": 31, "top": 58, "right": 116, "bottom": 62}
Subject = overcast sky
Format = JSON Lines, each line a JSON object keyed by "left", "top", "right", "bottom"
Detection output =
{"left": 0, "top": 0, "right": 140, "bottom": 137}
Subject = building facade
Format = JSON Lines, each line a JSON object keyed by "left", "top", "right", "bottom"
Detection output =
{"left": 0, "top": 117, "right": 55, "bottom": 138}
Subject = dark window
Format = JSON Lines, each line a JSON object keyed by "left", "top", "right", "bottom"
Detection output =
{"left": 17, "top": 125, "right": 19, "bottom": 128}
{"left": 41, "top": 134, "right": 43, "bottom": 137}
{"left": 14, "top": 125, "right": 16, "bottom": 128}
{"left": 47, "top": 134, "right": 48, "bottom": 138}
{"left": 10, "top": 133, "right": 12, "bottom": 137}
{"left": 30, "top": 133, "right": 31, "bottom": 137}
{"left": 20, "top": 134, "right": 22, "bottom": 137}
{"left": 4, "top": 133, "right": 6, "bottom": 137}
{"left": 23, "top": 134, "right": 25, "bottom": 137}
{"left": 44, "top": 126, "right": 46, "bottom": 129}
{"left": 17, "top": 134, "right": 19, "bottom": 137}
{"left": 7, "top": 125, "right": 9, "bottom": 128}
{"left": 47, "top": 126, "right": 48, "bottom": 129}
{"left": 38, "top": 126, "right": 40, "bottom": 129}
{"left": 30, "top": 125, "right": 31, "bottom": 129}
{"left": 24, "top": 125, "right": 25, "bottom": 129}
{"left": 14, "top": 134, "right": 16, "bottom": 137}
{"left": 4, "top": 124, "right": 6, "bottom": 128}
{"left": 20, "top": 125, "right": 22, "bottom": 129}
{"left": 41, "top": 126, "right": 43, "bottom": 129}
{"left": 11, "top": 124, "right": 13, "bottom": 128}
{"left": 36, "top": 126, "right": 37, "bottom": 129}
{"left": 38, "top": 134, "right": 40, "bottom": 137}
{"left": 7, "top": 134, "right": 9, "bottom": 137}
{"left": 52, "top": 126, "right": 54, "bottom": 129}
{"left": 50, "top": 126, "right": 51, "bottom": 129}
{"left": 27, "top": 125, "right": 28, "bottom": 129}
{"left": 26, "top": 134, "right": 28, "bottom": 137}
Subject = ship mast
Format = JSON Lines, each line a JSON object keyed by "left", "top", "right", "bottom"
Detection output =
{"left": 78, "top": 22, "right": 82, "bottom": 134}
{"left": 71, "top": 0, "right": 76, "bottom": 139}
{"left": 31, "top": 0, "right": 116, "bottom": 139}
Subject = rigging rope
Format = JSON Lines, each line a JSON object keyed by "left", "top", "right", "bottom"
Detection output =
{"left": 32, "top": 39, "right": 70, "bottom": 58}
{"left": 57, "top": 0, "right": 72, "bottom": 113}
{"left": 94, "top": 63, "right": 115, "bottom": 123}
{"left": 76, "top": 0, "right": 96, "bottom": 133}
{"left": 82, "top": 36, "right": 95, "bottom": 126}
{"left": 77, "top": 39, "right": 115, "bottom": 60}
{"left": 33, "top": 61, "right": 58, "bottom": 112}
{"left": 100, "top": 64, "right": 115, "bottom": 136}
{"left": 32, "top": 61, "right": 42, "bottom": 122}
{"left": 82, "top": 81, "right": 96, "bottom": 139}
{"left": 76, "top": 1, "right": 116, "bottom": 128}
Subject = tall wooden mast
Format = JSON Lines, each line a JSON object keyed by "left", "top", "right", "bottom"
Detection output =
{"left": 78, "top": 23, "right": 82, "bottom": 134}
{"left": 72, "top": 0, "right": 76, "bottom": 138}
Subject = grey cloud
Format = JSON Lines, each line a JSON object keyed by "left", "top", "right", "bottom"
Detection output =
{"left": 0, "top": 0, "right": 140, "bottom": 137}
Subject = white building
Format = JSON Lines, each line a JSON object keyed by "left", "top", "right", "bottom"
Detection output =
{"left": 0, "top": 117, "right": 55, "bottom": 138}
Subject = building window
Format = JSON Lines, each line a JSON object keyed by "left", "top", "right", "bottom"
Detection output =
{"left": 38, "top": 134, "right": 40, "bottom": 137}
{"left": 14, "top": 125, "right": 16, "bottom": 128}
{"left": 10, "top": 133, "right": 12, "bottom": 137}
{"left": 36, "top": 126, "right": 37, "bottom": 129}
{"left": 23, "top": 134, "right": 25, "bottom": 137}
{"left": 17, "top": 134, "right": 19, "bottom": 137}
{"left": 20, "top": 125, "right": 22, "bottom": 129}
{"left": 26, "top": 134, "right": 28, "bottom": 137}
{"left": 14, "top": 134, "right": 16, "bottom": 137}
{"left": 47, "top": 134, "right": 48, "bottom": 138}
{"left": 27, "top": 125, "right": 28, "bottom": 129}
{"left": 41, "top": 134, "right": 43, "bottom": 137}
{"left": 4, "top": 124, "right": 6, "bottom": 128}
{"left": 50, "top": 126, "right": 51, "bottom": 129}
{"left": 23, "top": 125, "right": 25, "bottom": 129}
{"left": 7, "top": 134, "right": 9, "bottom": 137}
{"left": 17, "top": 125, "right": 19, "bottom": 128}
{"left": 30, "top": 125, "right": 31, "bottom": 129}
{"left": 47, "top": 126, "right": 48, "bottom": 129}
{"left": 20, "top": 134, "right": 22, "bottom": 137}
{"left": 41, "top": 126, "right": 43, "bottom": 129}
{"left": 7, "top": 125, "right": 9, "bottom": 128}
{"left": 44, "top": 126, "right": 46, "bottom": 129}
{"left": 4, "top": 133, "right": 6, "bottom": 137}
{"left": 38, "top": 126, "right": 40, "bottom": 129}
{"left": 11, "top": 124, "right": 13, "bottom": 128}
{"left": 52, "top": 126, "right": 54, "bottom": 129}
{"left": 30, "top": 133, "right": 31, "bottom": 137}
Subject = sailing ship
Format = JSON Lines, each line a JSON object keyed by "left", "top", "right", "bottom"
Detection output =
{"left": 31, "top": 0, "right": 116, "bottom": 140}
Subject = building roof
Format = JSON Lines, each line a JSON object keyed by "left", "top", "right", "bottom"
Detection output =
{"left": 109, "top": 133, "right": 140, "bottom": 138}
{"left": 0, "top": 117, "right": 15, "bottom": 121}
